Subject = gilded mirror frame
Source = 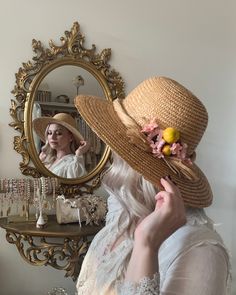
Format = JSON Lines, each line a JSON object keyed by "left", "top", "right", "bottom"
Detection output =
{"left": 9, "top": 22, "right": 125, "bottom": 195}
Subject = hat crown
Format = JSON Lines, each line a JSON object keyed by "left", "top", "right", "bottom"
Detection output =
{"left": 53, "top": 113, "right": 76, "bottom": 129}
{"left": 123, "top": 77, "right": 208, "bottom": 156}
{"left": 32, "top": 112, "right": 83, "bottom": 145}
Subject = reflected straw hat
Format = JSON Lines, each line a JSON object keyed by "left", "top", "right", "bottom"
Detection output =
{"left": 32, "top": 112, "right": 84, "bottom": 146}
{"left": 74, "top": 76, "right": 212, "bottom": 208}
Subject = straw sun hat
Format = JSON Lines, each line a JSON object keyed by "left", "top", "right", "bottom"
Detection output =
{"left": 74, "top": 76, "right": 212, "bottom": 208}
{"left": 33, "top": 112, "right": 84, "bottom": 147}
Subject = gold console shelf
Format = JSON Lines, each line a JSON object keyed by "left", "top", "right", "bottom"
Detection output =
{"left": 0, "top": 215, "right": 103, "bottom": 281}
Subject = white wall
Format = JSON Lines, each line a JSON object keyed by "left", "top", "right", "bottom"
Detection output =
{"left": 0, "top": 0, "right": 235, "bottom": 294}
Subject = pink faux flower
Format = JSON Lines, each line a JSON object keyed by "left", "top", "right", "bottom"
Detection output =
{"left": 170, "top": 143, "right": 182, "bottom": 155}
{"left": 141, "top": 118, "right": 190, "bottom": 162}
{"left": 141, "top": 119, "right": 159, "bottom": 133}
{"left": 179, "top": 143, "right": 188, "bottom": 160}
{"left": 150, "top": 138, "right": 165, "bottom": 158}
{"left": 146, "top": 128, "right": 160, "bottom": 141}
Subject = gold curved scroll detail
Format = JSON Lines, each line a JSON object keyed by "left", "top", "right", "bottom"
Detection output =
{"left": 6, "top": 231, "right": 90, "bottom": 281}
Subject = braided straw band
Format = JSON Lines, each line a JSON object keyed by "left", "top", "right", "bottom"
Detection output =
{"left": 113, "top": 99, "right": 198, "bottom": 181}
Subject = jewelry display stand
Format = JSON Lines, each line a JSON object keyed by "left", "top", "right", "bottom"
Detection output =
{"left": 0, "top": 177, "right": 58, "bottom": 224}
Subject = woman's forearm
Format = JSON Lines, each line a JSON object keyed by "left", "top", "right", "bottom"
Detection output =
{"left": 125, "top": 242, "right": 159, "bottom": 283}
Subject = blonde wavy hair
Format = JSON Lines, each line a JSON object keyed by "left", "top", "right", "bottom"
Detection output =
{"left": 102, "top": 152, "right": 158, "bottom": 237}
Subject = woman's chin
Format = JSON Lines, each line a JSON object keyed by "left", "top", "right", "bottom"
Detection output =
{"left": 50, "top": 143, "right": 58, "bottom": 147}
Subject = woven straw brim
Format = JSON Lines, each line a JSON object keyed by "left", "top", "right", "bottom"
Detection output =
{"left": 32, "top": 117, "right": 84, "bottom": 147}
{"left": 74, "top": 96, "right": 213, "bottom": 208}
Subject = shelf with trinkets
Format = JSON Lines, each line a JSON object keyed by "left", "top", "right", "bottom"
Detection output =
{"left": 35, "top": 97, "right": 76, "bottom": 117}
{"left": 0, "top": 177, "right": 106, "bottom": 281}
{"left": 38, "top": 101, "right": 76, "bottom": 113}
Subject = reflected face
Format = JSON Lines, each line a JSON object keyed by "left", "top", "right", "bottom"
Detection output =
{"left": 46, "top": 124, "right": 73, "bottom": 151}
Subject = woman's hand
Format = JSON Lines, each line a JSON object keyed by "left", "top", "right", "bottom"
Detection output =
{"left": 134, "top": 176, "right": 186, "bottom": 252}
{"left": 75, "top": 141, "right": 90, "bottom": 156}
{"left": 39, "top": 151, "right": 46, "bottom": 161}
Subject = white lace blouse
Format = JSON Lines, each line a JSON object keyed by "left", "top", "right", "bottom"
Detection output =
{"left": 76, "top": 195, "right": 231, "bottom": 294}
{"left": 49, "top": 154, "right": 86, "bottom": 178}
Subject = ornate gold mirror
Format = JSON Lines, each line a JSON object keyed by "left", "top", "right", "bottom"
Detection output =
{"left": 9, "top": 21, "right": 125, "bottom": 195}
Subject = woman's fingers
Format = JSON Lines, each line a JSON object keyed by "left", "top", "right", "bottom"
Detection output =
{"left": 155, "top": 194, "right": 165, "bottom": 209}
{"left": 79, "top": 141, "right": 90, "bottom": 152}
{"left": 160, "top": 177, "right": 178, "bottom": 194}
{"left": 134, "top": 177, "right": 186, "bottom": 250}
{"left": 155, "top": 176, "right": 184, "bottom": 212}
{"left": 80, "top": 141, "right": 86, "bottom": 146}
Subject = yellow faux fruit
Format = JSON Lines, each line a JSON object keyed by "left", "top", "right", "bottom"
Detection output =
{"left": 163, "top": 127, "right": 180, "bottom": 144}
{"left": 162, "top": 144, "right": 172, "bottom": 156}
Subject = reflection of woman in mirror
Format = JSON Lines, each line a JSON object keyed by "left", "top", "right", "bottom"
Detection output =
{"left": 33, "top": 113, "right": 90, "bottom": 178}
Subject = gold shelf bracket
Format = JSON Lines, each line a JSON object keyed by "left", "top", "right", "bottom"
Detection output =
{"left": 6, "top": 231, "right": 91, "bottom": 281}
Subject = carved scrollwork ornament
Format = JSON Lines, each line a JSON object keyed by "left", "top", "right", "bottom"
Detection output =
{"left": 6, "top": 231, "right": 90, "bottom": 281}
{"left": 9, "top": 21, "right": 125, "bottom": 195}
